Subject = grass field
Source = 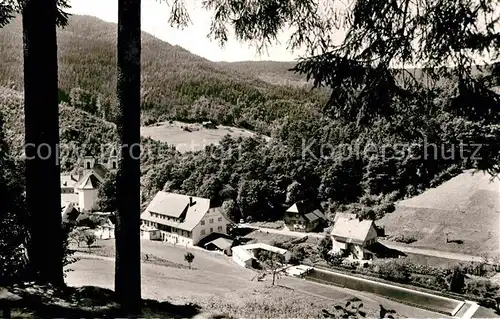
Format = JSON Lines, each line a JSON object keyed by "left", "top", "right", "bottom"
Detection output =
{"left": 378, "top": 170, "right": 500, "bottom": 256}
{"left": 66, "top": 239, "right": 444, "bottom": 318}
{"left": 140, "top": 121, "right": 269, "bottom": 153}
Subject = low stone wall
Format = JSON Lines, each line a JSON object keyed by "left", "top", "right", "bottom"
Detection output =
{"left": 306, "top": 268, "right": 461, "bottom": 316}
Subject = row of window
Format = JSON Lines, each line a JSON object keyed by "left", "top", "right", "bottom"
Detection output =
{"left": 151, "top": 213, "right": 177, "bottom": 222}
{"left": 143, "top": 220, "right": 193, "bottom": 237}
{"left": 200, "top": 217, "right": 222, "bottom": 225}
{"left": 200, "top": 225, "right": 223, "bottom": 236}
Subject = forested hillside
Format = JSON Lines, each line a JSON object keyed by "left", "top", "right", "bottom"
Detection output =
{"left": 4, "top": 80, "right": 498, "bottom": 223}
{"left": 0, "top": 15, "right": 327, "bottom": 135}
{"left": 0, "top": 88, "right": 179, "bottom": 201}
{"left": 1, "top": 15, "right": 498, "bottom": 224}
{"left": 218, "top": 61, "right": 313, "bottom": 88}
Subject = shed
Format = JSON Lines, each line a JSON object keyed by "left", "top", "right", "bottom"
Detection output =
{"left": 204, "top": 237, "right": 234, "bottom": 255}
{"left": 231, "top": 246, "right": 256, "bottom": 268}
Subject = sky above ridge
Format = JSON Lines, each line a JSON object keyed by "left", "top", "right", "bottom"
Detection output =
{"left": 68, "top": 0, "right": 499, "bottom": 66}
{"left": 68, "top": 0, "right": 316, "bottom": 62}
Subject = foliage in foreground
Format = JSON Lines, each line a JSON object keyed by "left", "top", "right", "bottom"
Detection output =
{"left": 0, "top": 110, "right": 27, "bottom": 284}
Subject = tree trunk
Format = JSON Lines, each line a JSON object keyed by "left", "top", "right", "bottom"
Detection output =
{"left": 115, "top": 0, "right": 142, "bottom": 314}
{"left": 22, "top": 0, "right": 64, "bottom": 286}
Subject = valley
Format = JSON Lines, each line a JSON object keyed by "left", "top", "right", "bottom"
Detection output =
{"left": 0, "top": 9, "right": 500, "bottom": 318}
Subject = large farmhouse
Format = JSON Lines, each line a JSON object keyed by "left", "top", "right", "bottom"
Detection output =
{"left": 60, "top": 154, "right": 117, "bottom": 212}
{"left": 330, "top": 216, "right": 378, "bottom": 260}
{"left": 140, "top": 191, "right": 231, "bottom": 246}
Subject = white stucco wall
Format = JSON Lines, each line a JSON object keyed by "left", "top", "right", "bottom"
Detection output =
{"left": 79, "top": 188, "right": 98, "bottom": 212}
{"left": 350, "top": 243, "right": 364, "bottom": 260}
{"left": 141, "top": 208, "right": 231, "bottom": 246}
{"left": 331, "top": 238, "right": 346, "bottom": 254}
{"left": 232, "top": 247, "right": 254, "bottom": 268}
{"left": 141, "top": 229, "right": 161, "bottom": 241}
{"left": 191, "top": 209, "right": 230, "bottom": 245}
{"left": 160, "top": 230, "right": 193, "bottom": 246}
{"left": 95, "top": 227, "right": 115, "bottom": 240}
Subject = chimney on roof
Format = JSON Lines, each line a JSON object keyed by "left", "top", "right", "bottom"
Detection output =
{"left": 189, "top": 196, "right": 195, "bottom": 207}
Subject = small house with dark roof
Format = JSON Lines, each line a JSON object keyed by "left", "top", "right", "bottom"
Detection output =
{"left": 140, "top": 192, "right": 231, "bottom": 246}
{"left": 204, "top": 237, "right": 234, "bottom": 255}
{"left": 284, "top": 200, "right": 327, "bottom": 232}
{"left": 330, "top": 216, "right": 378, "bottom": 260}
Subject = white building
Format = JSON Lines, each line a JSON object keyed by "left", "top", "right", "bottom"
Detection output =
{"left": 94, "top": 218, "right": 116, "bottom": 240}
{"left": 330, "top": 216, "right": 378, "bottom": 260}
{"left": 60, "top": 154, "right": 117, "bottom": 212}
{"left": 140, "top": 192, "right": 231, "bottom": 246}
{"left": 231, "top": 243, "right": 291, "bottom": 268}
{"left": 232, "top": 245, "right": 256, "bottom": 268}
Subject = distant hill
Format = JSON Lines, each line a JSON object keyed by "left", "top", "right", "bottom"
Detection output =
{"left": 218, "top": 61, "right": 313, "bottom": 88}
{"left": 0, "top": 15, "right": 325, "bottom": 132}
{"left": 378, "top": 170, "right": 500, "bottom": 256}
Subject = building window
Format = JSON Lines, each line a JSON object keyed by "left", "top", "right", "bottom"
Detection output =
{"left": 209, "top": 219, "right": 214, "bottom": 224}
{"left": 218, "top": 217, "right": 222, "bottom": 222}
{"left": 210, "top": 228, "right": 213, "bottom": 233}
{"left": 201, "top": 229, "right": 205, "bottom": 235}
{"left": 201, "top": 220, "right": 205, "bottom": 225}
{"left": 217, "top": 226, "right": 222, "bottom": 232}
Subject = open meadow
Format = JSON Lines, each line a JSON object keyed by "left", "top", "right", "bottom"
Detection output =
{"left": 378, "top": 170, "right": 500, "bottom": 257}
{"left": 140, "top": 121, "right": 269, "bottom": 153}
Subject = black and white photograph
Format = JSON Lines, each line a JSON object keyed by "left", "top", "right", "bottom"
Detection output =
{"left": 0, "top": 0, "right": 499, "bottom": 318}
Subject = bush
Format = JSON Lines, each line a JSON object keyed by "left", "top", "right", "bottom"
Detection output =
{"left": 375, "top": 259, "right": 411, "bottom": 283}
{"left": 76, "top": 214, "right": 101, "bottom": 229}
{"left": 465, "top": 278, "right": 500, "bottom": 300}
{"left": 392, "top": 234, "right": 418, "bottom": 244}
{"left": 448, "top": 267, "right": 465, "bottom": 293}
{"left": 317, "top": 235, "right": 332, "bottom": 260}
{"left": 341, "top": 260, "right": 358, "bottom": 270}
{"left": 288, "top": 246, "right": 307, "bottom": 265}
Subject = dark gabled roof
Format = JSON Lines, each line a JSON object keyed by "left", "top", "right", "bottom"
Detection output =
{"left": 74, "top": 172, "right": 102, "bottom": 189}
{"left": 304, "top": 209, "right": 326, "bottom": 222}
{"left": 92, "top": 164, "right": 110, "bottom": 180}
{"left": 205, "top": 237, "right": 233, "bottom": 251}
{"left": 286, "top": 200, "right": 326, "bottom": 221}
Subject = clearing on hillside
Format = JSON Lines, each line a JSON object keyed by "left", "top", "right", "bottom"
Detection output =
{"left": 140, "top": 121, "right": 269, "bottom": 153}
{"left": 378, "top": 170, "right": 500, "bottom": 256}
